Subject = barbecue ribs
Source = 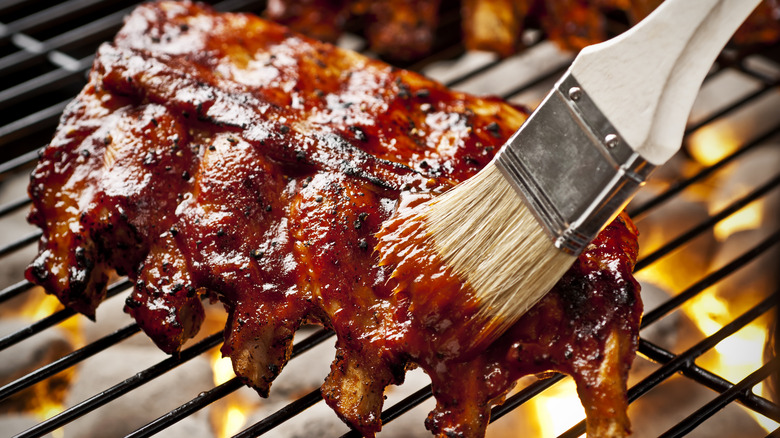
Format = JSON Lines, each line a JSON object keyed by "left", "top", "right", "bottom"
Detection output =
{"left": 266, "top": 0, "right": 780, "bottom": 60}
{"left": 27, "top": 2, "right": 642, "bottom": 437}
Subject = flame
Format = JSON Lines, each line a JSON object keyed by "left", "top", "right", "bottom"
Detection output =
{"left": 20, "top": 290, "right": 83, "bottom": 347}
{"left": 687, "top": 125, "right": 742, "bottom": 166}
{"left": 209, "top": 350, "right": 253, "bottom": 438}
{"left": 219, "top": 401, "right": 248, "bottom": 438}
{"left": 528, "top": 379, "right": 585, "bottom": 437}
{"left": 212, "top": 351, "right": 236, "bottom": 386}
{"left": 33, "top": 400, "right": 65, "bottom": 438}
{"left": 19, "top": 293, "right": 62, "bottom": 320}
{"left": 713, "top": 200, "right": 764, "bottom": 241}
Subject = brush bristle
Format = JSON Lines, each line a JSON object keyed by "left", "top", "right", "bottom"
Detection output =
{"left": 424, "top": 164, "right": 577, "bottom": 343}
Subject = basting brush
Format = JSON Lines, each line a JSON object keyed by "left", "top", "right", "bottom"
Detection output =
{"left": 381, "top": 0, "right": 763, "bottom": 345}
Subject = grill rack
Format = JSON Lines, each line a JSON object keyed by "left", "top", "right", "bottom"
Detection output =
{"left": 0, "top": 1, "right": 778, "bottom": 437}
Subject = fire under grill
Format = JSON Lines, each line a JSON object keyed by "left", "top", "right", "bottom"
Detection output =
{"left": 0, "top": 1, "right": 778, "bottom": 437}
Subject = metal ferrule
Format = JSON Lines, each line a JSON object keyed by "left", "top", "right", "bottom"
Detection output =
{"left": 495, "top": 71, "right": 655, "bottom": 255}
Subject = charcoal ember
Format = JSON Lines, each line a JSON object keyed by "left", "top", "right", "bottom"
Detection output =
{"left": 0, "top": 319, "right": 73, "bottom": 413}
{"left": 63, "top": 345, "right": 214, "bottom": 438}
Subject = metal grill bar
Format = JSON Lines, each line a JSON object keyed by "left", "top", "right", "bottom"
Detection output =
{"left": 641, "top": 231, "right": 779, "bottom": 327}
{"left": 639, "top": 336, "right": 779, "bottom": 421}
{"left": 0, "top": 149, "right": 39, "bottom": 174}
{"left": 0, "top": 56, "right": 93, "bottom": 110}
{"left": 16, "top": 331, "right": 224, "bottom": 438}
{"left": 662, "top": 358, "right": 777, "bottom": 438}
{"left": 0, "top": 196, "right": 31, "bottom": 217}
{"left": 0, "top": 323, "right": 140, "bottom": 401}
{"left": 127, "top": 328, "right": 335, "bottom": 438}
{"left": 0, "top": 280, "right": 33, "bottom": 304}
{"left": 233, "top": 389, "right": 324, "bottom": 438}
{"left": 628, "top": 123, "right": 779, "bottom": 219}
{"left": 0, "top": 0, "right": 109, "bottom": 42}
{"left": 686, "top": 88, "right": 777, "bottom": 140}
{"left": 0, "top": 279, "right": 130, "bottom": 350}
{"left": 0, "top": 231, "right": 39, "bottom": 257}
{"left": 635, "top": 175, "right": 780, "bottom": 270}
{"left": 0, "top": 99, "right": 70, "bottom": 148}
{"left": 0, "top": 13, "right": 119, "bottom": 76}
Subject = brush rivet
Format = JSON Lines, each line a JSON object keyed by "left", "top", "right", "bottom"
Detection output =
{"left": 605, "top": 134, "right": 619, "bottom": 148}
{"left": 567, "top": 86, "right": 582, "bottom": 101}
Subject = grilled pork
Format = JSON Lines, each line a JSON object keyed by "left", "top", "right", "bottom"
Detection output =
{"left": 27, "top": 2, "right": 641, "bottom": 436}
{"left": 267, "top": 0, "right": 780, "bottom": 59}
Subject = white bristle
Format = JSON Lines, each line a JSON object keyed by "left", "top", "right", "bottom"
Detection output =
{"left": 424, "top": 163, "right": 577, "bottom": 341}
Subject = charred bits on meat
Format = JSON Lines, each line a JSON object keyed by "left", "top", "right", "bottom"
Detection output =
{"left": 348, "top": 126, "right": 367, "bottom": 142}
{"left": 485, "top": 121, "right": 502, "bottom": 138}
{"left": 125, "top": 296, "right": 143, "bottom": 309}
{"left": 395, "top": 77, "right": 411, "bottom": 99}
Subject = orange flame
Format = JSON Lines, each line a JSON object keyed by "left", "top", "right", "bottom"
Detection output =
{"left": 210, "top": 351, "right": 251, "bottom": 438}
{"left": 526, "top": 379, "right": 585, "bottom": 437}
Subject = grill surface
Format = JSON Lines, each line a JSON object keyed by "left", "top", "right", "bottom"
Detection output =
{"left": 0, "top": 1, "right": 779, "bottom": 437}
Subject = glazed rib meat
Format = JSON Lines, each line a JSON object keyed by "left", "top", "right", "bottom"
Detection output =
{"left": 266, "top": 0, "right": 443, "bottom": 60}
{"left": 266, "top": 0, "right": 780, "bottom": 60}
{"left": 27, "top": 2, "right": 641, "bottom": 437}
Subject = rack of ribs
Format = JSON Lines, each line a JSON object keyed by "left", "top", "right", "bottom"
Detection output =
{"left": 266, "top": 0, "right": 780, "bottom": 60}
{"left": 26, "top": 2, "right": 642, "bottom": 436}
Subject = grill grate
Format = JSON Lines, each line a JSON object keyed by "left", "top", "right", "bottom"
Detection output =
{"left": 0, "top": 1, "right": 779, "bottom": 437}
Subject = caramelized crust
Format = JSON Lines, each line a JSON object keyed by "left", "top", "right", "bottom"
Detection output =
{"left": 27, "top": 2, "right": 640, "bottom": 436}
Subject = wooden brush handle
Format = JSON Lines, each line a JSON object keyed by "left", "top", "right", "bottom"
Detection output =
{"left": 570, "top": 0, "right": 761, "bottom": 165}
